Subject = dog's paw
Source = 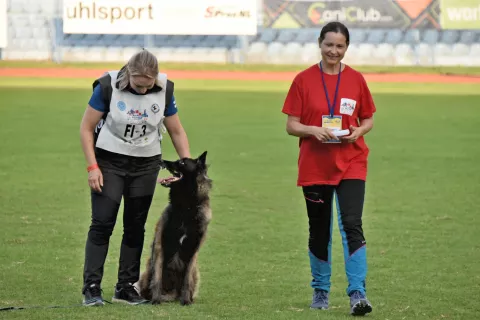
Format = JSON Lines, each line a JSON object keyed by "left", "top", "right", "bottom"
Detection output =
{"left": 180, "top": 296, "right": 193, "bottom": 306}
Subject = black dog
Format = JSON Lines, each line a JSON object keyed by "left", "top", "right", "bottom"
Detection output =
{"left": 138, "top": 151, "right": 212, "bottom": 305}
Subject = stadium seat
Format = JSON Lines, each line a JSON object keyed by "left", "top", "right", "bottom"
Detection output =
{"left": 403, "top": 29, "right": 421, "bottom": 44}
{"left": 265, "top": 42, "right": 284, "bottom": 64}
{"left": 416, "top": 43, "right": 434, "bottom": 65}
{"left": 281, "top": 42, "right": 303, "bottom": 64}
{"left": 422, "top": 29, "right": 439, "bottom": 45}
{"left": 373, "top": 43, "right": 395, "bottom": 64}
{"left": 452, "top": 43, "right": 471, "bottom": 56}
{"left": 458, "top": 30, "right": 477, "bottom": 43}
{"left": 384, "top": 29, "right": 403, "bottom": 45}
{"left": 394, "top": 43, "right": 415, "bottom": 65}
{"left": 356, "top": 44, "right": 376, "bottom": 65}
{"left": 349, "top": 29, "right": 367, "bottom": 44}
{"left": 470, "top": 43, "right": 480, "bottom": 55}
{"left": 440, "top": 30, "right": 459, "bottom": 44}
{"left": 296, "top": 28, "right": 319, "bottom": 45}
{"left": 246, "top": 42, "right": 267, "bottom": 64}
{"left": 257, "top": 29, "right": 278, "bottom": 43}
{"left": 301, "top": 43, "right": 321, "bottom": 63}
{"left": 365, "top": 29, "right": 386, "bottom": 44}
{"left": 276, "top": 29, "right": 298, "bottom": 44}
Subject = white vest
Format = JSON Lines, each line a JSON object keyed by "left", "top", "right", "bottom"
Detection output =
{"left": 95, "top": 71, "right": 167, "bottom": 157}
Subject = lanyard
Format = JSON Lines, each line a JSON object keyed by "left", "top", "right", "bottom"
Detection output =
{"left": 319, "top": 61, "right": 342, "bottom": 118}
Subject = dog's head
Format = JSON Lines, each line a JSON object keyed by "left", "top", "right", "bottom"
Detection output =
{"left": 159, "top": 151, "right": 210, "bottom": 188}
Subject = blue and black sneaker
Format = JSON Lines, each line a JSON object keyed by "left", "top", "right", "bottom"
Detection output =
{"left": 310, "top": 289, "right": 329, "bottom": 310}
{"left": 349, "top": 290, "right": 372, "bottom": 316}
{"left": 82, "top": 283, "right": 105, "bottom": 306}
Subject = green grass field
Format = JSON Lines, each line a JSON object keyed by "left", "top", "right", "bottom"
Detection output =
{"left": 0, "top": 75, "right": 479, "bottom": 320}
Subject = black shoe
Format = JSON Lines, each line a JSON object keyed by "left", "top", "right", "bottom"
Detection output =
{"left": 112, "top": 283, "right": 149, "bottom": 305}
{"left": 82, "top": 283, "right": 105, "bottom": 306}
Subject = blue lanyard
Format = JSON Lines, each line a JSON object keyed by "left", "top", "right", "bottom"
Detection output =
{"left": 319, "top": 61, "right": 342, "bottom": 118}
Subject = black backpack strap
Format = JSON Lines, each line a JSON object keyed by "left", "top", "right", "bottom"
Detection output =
{"left": 165, "top": 79, "right": 174, "bottom": 107}
{"left": 91, "top": 72, "right": 112, "bottom": 144}
{"left": 92, "top": 73, "right": 113, "bottom": 112}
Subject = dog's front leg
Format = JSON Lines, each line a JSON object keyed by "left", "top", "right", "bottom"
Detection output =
{"left": 149, "top": 251, "right": 164, "bottom": 304}
{"left": 179, "top": 230, "right": 206, "bottom": 305}
{"left": 150, "top": 216, "right": 168, "bottom": 305}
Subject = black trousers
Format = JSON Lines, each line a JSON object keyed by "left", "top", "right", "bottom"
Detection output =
{"left": 302, "top": 179, "right": 368, "bottom": 295}
{"left": 82, "top": 169, "right": 159, "bottom": 293}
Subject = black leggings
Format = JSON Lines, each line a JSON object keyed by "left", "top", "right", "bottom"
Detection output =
{"left": 302, "top": 179, "right": 368, "bottom": 294}
{"left": 303, "top": 179, "right": 366, "bottom": 261}
{"left": 82, "top": 169, "right": 159, "bottom": 293}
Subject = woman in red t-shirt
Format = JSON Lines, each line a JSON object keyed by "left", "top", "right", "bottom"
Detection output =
{"left": 282, "top": 22, "right": 376, "bottom": 316}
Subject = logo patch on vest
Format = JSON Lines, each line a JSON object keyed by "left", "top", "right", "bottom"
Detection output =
{"left": 151, "top": 103, "right": 160, "bottom": 114}
{"left": 127, "top": 109, "right": 148, "bottom": 123}
{"left": 117, "top": 101, "right": 126, "bottom": 111}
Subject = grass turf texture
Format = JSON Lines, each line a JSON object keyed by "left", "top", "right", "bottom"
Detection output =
{"left": 0, "top": 80, "right": 479, "bottom": 320}
{"left": 1, "top": 60, "right": 480, "bottom": 76}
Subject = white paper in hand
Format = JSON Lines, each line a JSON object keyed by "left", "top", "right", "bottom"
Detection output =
{"left": 332, "top": 129, "right": 350, "bottom": 137}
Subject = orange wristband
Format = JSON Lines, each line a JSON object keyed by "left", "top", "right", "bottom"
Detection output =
{"left": 87, "top": 164, "right": 99, "bottom": 172}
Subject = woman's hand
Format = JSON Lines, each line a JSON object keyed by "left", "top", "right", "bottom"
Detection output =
{"left": 341, "top": 125, "right": 364, "bottom": 143}
{"left": 88, "top": 168, "right": 103, "bottom": 192}
{"left": 309, "top": 126, "right": 338, "bottom": 142}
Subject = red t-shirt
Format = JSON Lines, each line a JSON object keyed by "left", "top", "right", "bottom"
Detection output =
{"left": 282, "top": 64, "right": 376, "bottom": 186}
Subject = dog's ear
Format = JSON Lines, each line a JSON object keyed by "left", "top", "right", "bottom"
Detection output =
{"left": 197, "top": 151, "right": 207, "bottom": 165}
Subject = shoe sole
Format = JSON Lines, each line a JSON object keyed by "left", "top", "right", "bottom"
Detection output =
{"left": 82, "top": 299, "right": 105, "bottom": 307}
{"left": 310, "top": 306, "right": 328, "bottom": 310}
{"left": 111, "top": 297, "right": 149, "bottom": 305}
{"left": 351, "top": 300, "right": 372, "bottom": 316}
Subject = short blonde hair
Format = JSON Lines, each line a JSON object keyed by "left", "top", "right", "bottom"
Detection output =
{"left": 117, "top": 49, "right": 159, "bottom": 91}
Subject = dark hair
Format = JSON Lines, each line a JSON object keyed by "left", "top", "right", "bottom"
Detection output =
{"left": 319, "top": 22, "right": 350, "bottom": 46}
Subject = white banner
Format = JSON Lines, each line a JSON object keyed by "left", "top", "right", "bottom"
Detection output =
{"left": 0, "top": 0, "right": 7, "bottom": 48}
{"left": 63, "top": 0, "right": 257, "bottom": 35}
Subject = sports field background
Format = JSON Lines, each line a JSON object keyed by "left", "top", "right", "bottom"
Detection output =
{"left": 0, "top": 61, "right": 479, "bottom": 320}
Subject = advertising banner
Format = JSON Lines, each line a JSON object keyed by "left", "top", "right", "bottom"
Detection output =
{"left": 0, "top": 0, "right": 7, "bottom": 48}
{"left": 63, "top": 0, "right": 258, "bottom": 35}
{"left": 263, "top": 0, "right": 441, "bottom": 29}
{"left": 440, "top": 0, "right": 480, "bottom": 29}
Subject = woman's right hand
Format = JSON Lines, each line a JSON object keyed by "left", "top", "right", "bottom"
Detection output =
{"left": 309, "top": 126, "right": 338, "bottom": 142}
{"left": 88, "top": 168, "right": 104, "bottom": 192}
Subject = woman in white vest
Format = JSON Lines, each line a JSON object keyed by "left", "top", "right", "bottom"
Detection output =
{"left": 79, "top": 49, "right": 191, "bottom": 306}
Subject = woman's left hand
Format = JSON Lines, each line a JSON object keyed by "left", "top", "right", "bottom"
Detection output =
{"left": 341, "top": 125, "right": 364, "bottom": 143}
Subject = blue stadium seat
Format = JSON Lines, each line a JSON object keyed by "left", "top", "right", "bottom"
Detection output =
{"left": 365, "top": 29, "right": 386, "bottom": 44}
{"left": 257, "top": 29, "right": 278, "bottom": 43}
{"left": 403, "top": 29, "right": 421, "bottom": 44}
{"left": 349, "top": 29, "right": 367, "bottom": 44}
{"left": 62, "top": 34, "right": 84, "bottom": 46}
{"left": 224, "top": 35, "right": 239, "bottom": 48}
{"left": 276, "top": 29, "right": 297, "bottom": 44}
{"left": 100, "top": 34, "right": 122, "bottom": 47}
{"left": 384, "top": 29, "right": 403, "bottom": 44}
{"left": 422, "top": 29, "right": 439, "bottom": 45}
{"left": 295, "top": 28, "right": 318, "bottom": 44}
{"left": 79, "top": 34, "right": 102, "bottom": 46}
{"left": 439, "top": 30, "right": 459, "bottom": 44}
{"left": 153, "top": 35, "right": 170, "bottom": 47}
{"left": 458, "top": 30, "right": 478, "bottom": 43}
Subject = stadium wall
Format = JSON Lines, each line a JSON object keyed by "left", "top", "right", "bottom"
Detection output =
{"left": 1, "top": 0, "right": 480, "bottom": 66}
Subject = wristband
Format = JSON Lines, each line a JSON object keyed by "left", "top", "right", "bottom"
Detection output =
{"left": 87, "top": 164, "right": 99, "bottom": 172}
